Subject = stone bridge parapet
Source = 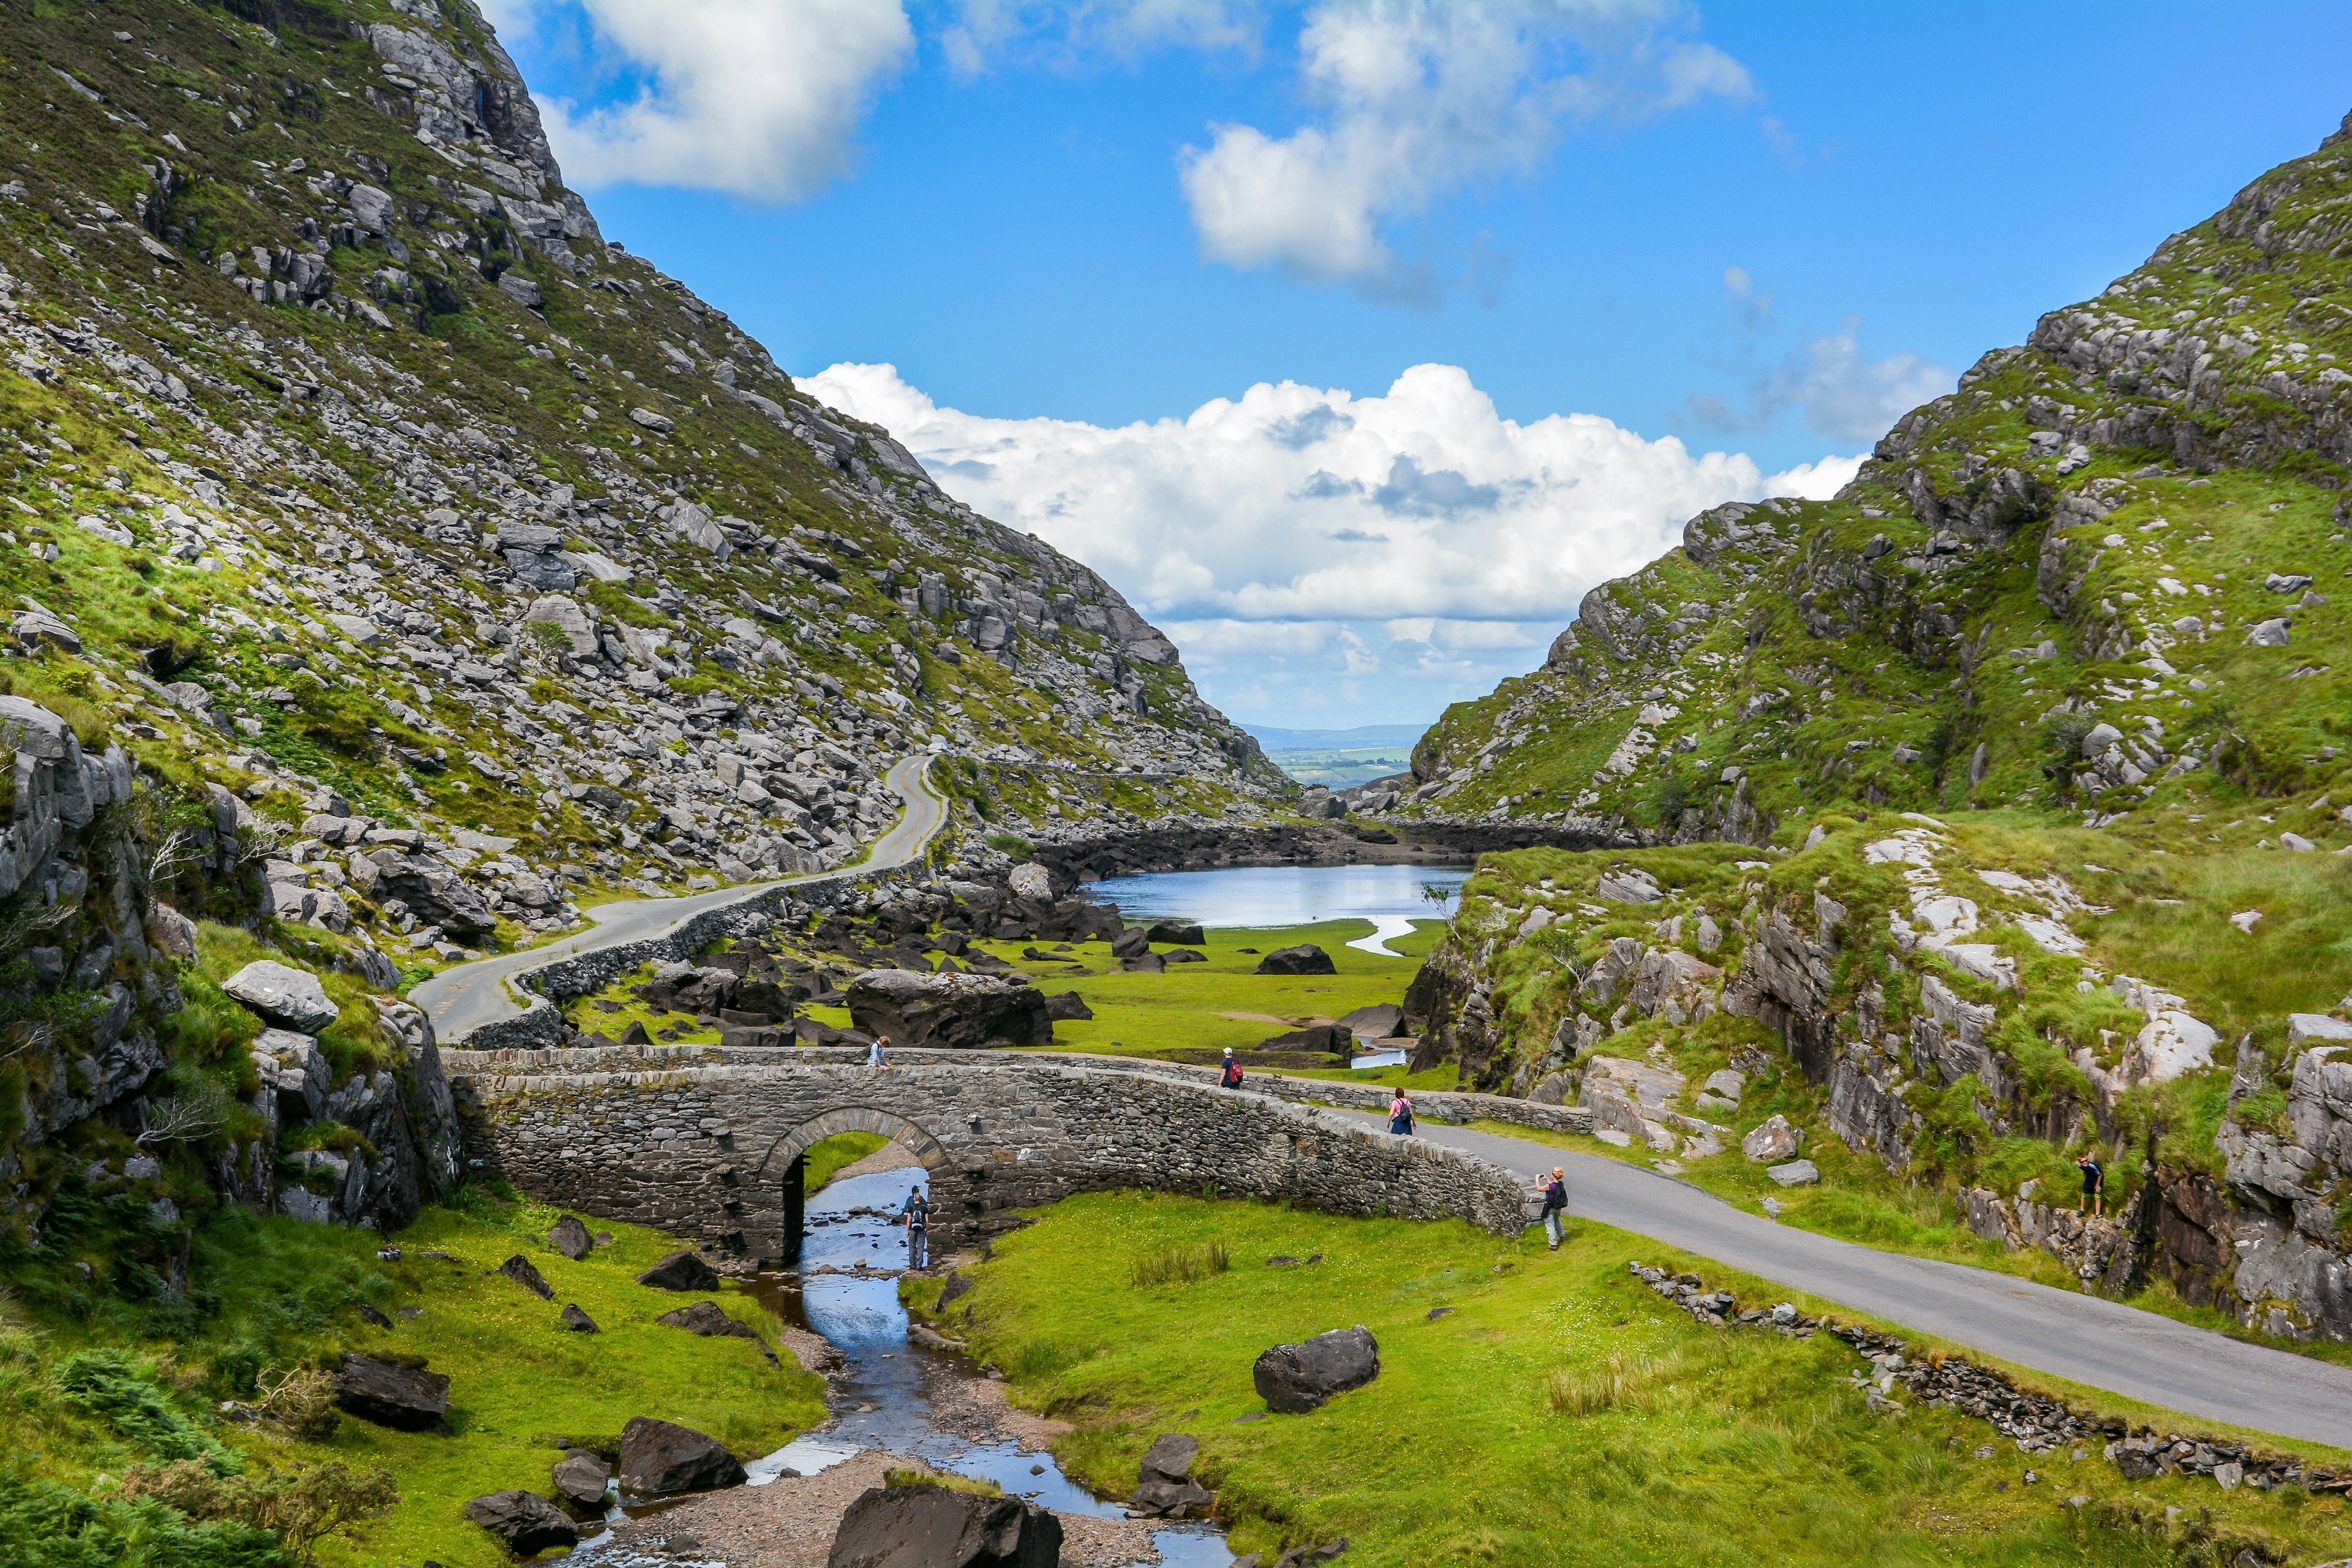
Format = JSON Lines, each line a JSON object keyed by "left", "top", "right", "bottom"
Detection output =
{"left": 449, "top": 1056, "right": 1533, "bottom": 1263}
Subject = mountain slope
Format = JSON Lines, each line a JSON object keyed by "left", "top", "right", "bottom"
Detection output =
{"left": 0, "top": 0, "right": 1278, "bottom": 976}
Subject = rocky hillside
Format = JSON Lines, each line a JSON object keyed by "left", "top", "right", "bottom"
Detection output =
{"left": 1385, "top": 111, "right": 2352, "bottom": 1345}
{"left": 0, "top": 0, "right": 1277, "bottom": 979}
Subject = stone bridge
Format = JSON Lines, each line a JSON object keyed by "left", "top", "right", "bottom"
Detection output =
{"left": 443, "top": 1047, "right": 1532, "bottom": 1265}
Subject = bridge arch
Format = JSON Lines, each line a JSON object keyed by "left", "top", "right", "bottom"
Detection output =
{"left": 757, "top": 1106, "right": 952, "bottom": 1266}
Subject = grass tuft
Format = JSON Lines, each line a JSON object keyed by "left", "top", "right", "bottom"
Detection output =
{"left": 1131, "top": 1238, "right": 1230, "bottom": 1287}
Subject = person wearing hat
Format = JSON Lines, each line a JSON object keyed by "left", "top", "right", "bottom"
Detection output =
{"left": 1218, "top": 1047, "right": 1244, "bottom": 1089}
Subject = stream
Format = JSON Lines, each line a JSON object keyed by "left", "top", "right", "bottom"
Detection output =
{"left": 575, "top": 1166, "right": 1235, "bottom": 1566}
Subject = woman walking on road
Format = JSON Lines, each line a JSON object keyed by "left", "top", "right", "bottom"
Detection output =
{"left": 1540, "top": 1167, "right": 1568, "bottom": 1250}
{"left": 1388, "top": 1088, "right": 1415, "bottom": 1136}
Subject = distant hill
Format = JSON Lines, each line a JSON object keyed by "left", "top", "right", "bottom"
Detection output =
{"left": 1245, "top": 723, "right": 1430, "bottom": 751}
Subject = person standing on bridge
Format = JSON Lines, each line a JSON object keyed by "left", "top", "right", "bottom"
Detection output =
{"left": 1219, "top": 1047, "right": 1244, "bottom": 1090}
{"left": 2077, "top": 1150, "right": 2105, "bottom": 1219}
{"left": 902, "top": 1184, "right": 929, "bottom": 1268}
{"left": 1540, "top": 1167, "right": 1569, "bottom": 1250}
{"left": 1388, "top": 1088, "right": 1415, "bottom": 1136}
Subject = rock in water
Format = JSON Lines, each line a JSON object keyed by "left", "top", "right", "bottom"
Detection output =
{"left": 1253, "top": 1326, "right": 1379, "bottom": 1413}
{"left": 1129, "top": 1431, "right": 1213, "bottom": 1518}
{"left": 498, "top": 1253, "right": 554, "bottom": 1298}
{"left": 560, "top": 1303, "right": 601, "bottom": 1333}
{"left": 465, "top": 1490, "right": 579, "bottom": 1554}
{"left": 552, "top": 1450, "right": 613, "bottom": 1510}
{"left": 827, "top": 1481, "right": 1064, "bottom": 1568}
{"left": 548, "top": 1213, "right": 594, "bottom": 1261}
{"left": 1255, "top": 944, "right": 1336, "bottom": 976}
{"left": 846, "top": 969, "right": 1053, "bottom": 1050}
{"left": 220, "top": 960, "right": 340, "bottom": 1031}
{"left": 618, "top": 1415, "right": 747, "bottom": 1495}
{"left": 334, "top": 1354, "right": 449, "bottom": 1430}
{"left": 636, "top": 1249, "right": 722, "bottom": 1291}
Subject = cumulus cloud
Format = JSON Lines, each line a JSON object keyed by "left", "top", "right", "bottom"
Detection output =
{"left": 804, "top": 358, "right": 1852, "bottom": 724}
{"left": 1178, "top": 0, "right": 1752, "bottom": 288}
{"left": 514, "top": 0, "right": 914, "bottom": 202}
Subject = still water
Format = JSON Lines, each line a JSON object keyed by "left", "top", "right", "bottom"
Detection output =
{"left": 1089, "top": 862, "right": 1469, "bottom": 929}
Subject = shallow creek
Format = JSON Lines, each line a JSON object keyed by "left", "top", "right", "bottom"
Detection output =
{"left": 573, "top": 1167, "right": 1234, "bottom": 1567}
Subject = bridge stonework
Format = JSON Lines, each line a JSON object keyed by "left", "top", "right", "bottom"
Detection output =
{"left": 448, "top": 1058, "right": 1530, "bottom": 1264}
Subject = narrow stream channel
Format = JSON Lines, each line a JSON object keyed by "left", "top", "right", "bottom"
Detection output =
{"left": 576, "top": 1166, "right": 1234, "bottom": 1566}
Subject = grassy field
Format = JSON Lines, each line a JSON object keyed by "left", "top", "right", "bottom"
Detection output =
{"left": 804, "top": 1131, "right": 892, "bottom": 1196}
{"left": 909, "top": 1193, "right": 2352, "bottom": 1568}
{"left": 1, "top": 1188, "right": 826, "bottom": 1568}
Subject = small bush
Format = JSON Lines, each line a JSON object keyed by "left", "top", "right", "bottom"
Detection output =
{"left": 984, "top": 831, "right": 1034, "bottom": 859}
{"left": 53, "top": 1349, "right": 241, "bottom": 1473}
{"left": 1130, "top": 1239, "right": 1230, "bottom": 1287}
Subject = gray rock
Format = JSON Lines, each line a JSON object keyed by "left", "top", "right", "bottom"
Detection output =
{"left": 1253, "top": 1325, "right": 1379, "bottom": 1413}
{"left": 222, "top": 960, "right": 339, "bottom": 1032}
{"left": 845, "top": 969, "right": 1053, "bottom": 1050}
{"left": 560, "top": 1303, "right": 600, "bottom": 1333}
{"left": 2080, "top": 722, "right": 2122, "bottom": 758}
{"left": 498, "top": 1253, "right": 554, "bottom": 1299}
{"left": 2266, "top": 572, "right": 2313, "bottom": 594}
{"left": 1596, "top": 868, "right": 1663, "bottom": 904}
{"left": 349, "top": 183, "right": 394, "bottom": 235}
{"left": 552, "top": 1449, "right": 612, "bottom": 1509}
{"left": 2287, "top": 1014, "right": 2352, "bottom": 1047}
{"left": 497, "top": 272, "right": 545, "bottom": 310}
{"left": 1110, "top": 927, "right": 1151, "bottom": 959}
{"left": 1336, "top": 1003, "right": 1404, "bottom": 1037}
{"left": 1741, "top": 1114, "right": 1801, "bottom": 1162}
{"left": 656, "top": 1298, "right": 778, "bottom": 1365}
{"left": 1044, "top": 991, "right": 1093, "bottom": 1022}
{"left": 250, "top": 1028, "right": 331, "bottom": 1121}
{"left": 617, "top": 1414, "right": 746, "bottom": 1495}
{"left": 1129, "top": 1431, "right": 1211, "bottom": 1517}
{"left": 334, "top": 1353, "right": 448, "bottom": 1430}
{"left": 1147, "top": 921, "right": 1205, "bottom": 946}
{"left": 549, "top": 1212, "right": 594, "bottom": 1260}
{"left": 827, "top": 1482, "right": 1063, "bottom": 1568}
{"left": 2281, "top": 832, "right": 2316, "bottom": 852}
{"left": 464, "top": 1490, "right": 578, "bottom": 1555}
{"left": 1255, "top": 944, "right": 1336, "bottom": 976}
{"left": 636, "top": 1249, "right": 722, "bottom": 1291}
{"left": 630, "top": 407, "right": 674, "bottom": 434}
{"left": 2245, "top": 617, "right": 2293, "bottom": 647}
{"left": 1702, "top": 1069, "right": 1747, "bottom": 1104}
{"left": 1767, "top": 1159, "right": 1820, "bottom": 1187}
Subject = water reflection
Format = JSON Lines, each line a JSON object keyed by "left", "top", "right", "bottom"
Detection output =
{"left": 1087, "top": 862, "right": 1469, "bottom": 929}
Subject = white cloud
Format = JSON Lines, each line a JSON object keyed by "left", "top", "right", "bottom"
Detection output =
{"left": 804, "top": 358, "right": 1850, "bottom": 724}
{"left": 1685, "top": 274, "right": 1953, "bottom": 446}
{"left": 1178, "top": 0, "right": 1751, "bottom": 288}
{"left": 940, "top": 0, "right": 1264, "bottom": 77}
{"left": 518, "top": 0, "right": 914, "bottom": 202}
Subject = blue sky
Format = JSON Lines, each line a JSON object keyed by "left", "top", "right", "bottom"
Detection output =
{"left": 481, "top": 1, "right": 2352, "bottom": 730}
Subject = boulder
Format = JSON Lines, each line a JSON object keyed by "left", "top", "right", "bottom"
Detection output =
{"left": 334, "top": 1353, "right": 448, "bottom": 1430}
{"left": 827, "top": 1482, "right": 1063, "bottom": 1568}
{"left": 1255, "top": 944, "right": 1336, "bottom": 976}
{"left": 371, "top": 854, "right": 497, "bottom": 941}
{"left": 657, "top": 1299, "right": 778, "bottom": 1365}
{"left": 1110, "top": 927, "right": 1151, "bottom": 959}
{"left": 1767, "top": 1159, "right": 1820, "bottom": 1187}
{"left": 846, "top": 969, "right": 1053, "bottom": 1050}
{"left": 1741, "top": 1114, "right": 1802, "bottom": 1163}
{"left": 617, "top": 1415, "right": 747, "bottom": 1496}
{"left": 1259, "top": 1023, "right": 1352, "bottom": 1055}
{"left": 464, "top": 1490, "right": 578, "bottom": 1555}
{"left": 1129, "top": 1431, "right": 1213, "bottom": 1518}
{"left": 560, "top": 1303, "right": 600, "bottom": 1333}
{"left": 1044, "top": 991, "right": 1093, "bottom": 1022}
{"left": 1336, "top": 1003, "right": 1403, "bottom": 1038}
{"left": 499, "top": 1254, "right": 554, "bottom": 1299}
{"left": 548, "top": 1213, "right": 594, "bottom": 1261}
{"left": 637, "top": 1250, "right": 722, "bottom": 1291}
{"left": 1147, "top": 922, "right": 1205, "bottom": 946}
{"left": 1006, "top": 862, "right": 1054, "bottom": 901}
{"left": 1252, "top": 1325, "right": 1379, "bottom": 1413}
{"left": 1120, "top": 952, "right": 1166, "bottom": 974}
{"left": 249, "top": 1028, "right": 331, "bottom": 1121}
{"left": 221, "top": 960, "right": 340, "bottom": 1032}
{"left": 552, "top": 1449, "right": 612, "bottom": 1510}
{"left": 1596, "top": 868, "right": 1663, "bottom": 904}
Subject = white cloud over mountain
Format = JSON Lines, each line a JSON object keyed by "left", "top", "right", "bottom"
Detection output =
{"left": 1178, "top": 0, "right": 1752, "bottom": 290}
{"left": 804, "top": 359, "right": 1858, "bottom": 725}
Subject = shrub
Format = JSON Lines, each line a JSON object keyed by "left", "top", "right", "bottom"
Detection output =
{"left": 984, "top": 831, "right": 1033, "bottom": 859}
{"left": 52, "top": 1349, "right": 241, "bottom": 1473}
{"left": 121, "top": 1460, "right": 397, "bottom": 1567}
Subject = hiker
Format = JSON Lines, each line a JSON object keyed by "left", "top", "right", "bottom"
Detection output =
{"left": 1540, "top": 1167, "right": 1569, "bottom": 1250}
{"left": 1388, "top": 1088, "right": 1415, "bottom": 1136}
{"left": 868, "top": 1033, "right": 892, "bottom": 1071}
{"left": 2077, "top": 1150, "right": 2105, "bottom": 1219}
{"left": 1218, "top": 1047, "right": 1245, "bottom": 1089}
{"left": 902, "top": 1185, "right": 929, "bottom": 1268}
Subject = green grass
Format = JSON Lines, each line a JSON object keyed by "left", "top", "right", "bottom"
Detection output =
{"left": 1, "top": 1191, "right": 826, "bottom": 1568}
{"left": 910, "top": 1192, "right": 2352, "bottom": 1568}
{"left": 804, "top": 1131, "right": 891, "bottom": 1197}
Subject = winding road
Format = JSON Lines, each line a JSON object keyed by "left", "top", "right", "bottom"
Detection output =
{"left": 1333, "top": 1109, "right": 2352, "bottom": 1451}
{"left": 413, "top": 752, "right": 949, "bottom": 1041}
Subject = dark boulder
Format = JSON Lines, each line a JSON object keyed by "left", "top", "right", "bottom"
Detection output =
{"left": 657, "top": 1299, "right": 780, "bottom": 1365}
{"left": 1044, "top": 991, "right": 1093, "bottom": 1022}
{"left": 846, "top": 970, "right": 1052, "bottom": 1050}
{"left": 617, "top": 1415, "right": 747, "bottom": 1496}
{"left": 1110, "top": 927, "right": 1150, "bottom": 959}
{"left": 1255, "top": 944, "right": 1336, "bottom": 976}
{"left": 827, "top": 1482, "right": 1063, "bottom": 1568}
{"left": 636, "top": 1250, "right": 722, "bottom": 1291}
{"left": 1259, "top": 1023, "right": 1351, "bottom": 1055}
{"left": 1146, "top": 922, "right": 1205, "bottom": 946}
{"left": 1166, "top": 949, "right": 1206, "bottom": 964}
{"left": 560, "top": 1303, "right": 600, "bottom": 1333}
{"left": 1253, "top": 1326, "right": 1379, "bottom": 1413}
{"left": 548, "top": 1213, "right": 594, "bottom": 1261}
{"left": 1129, "top": 1431, "right": 1213, "bottom": 1518}
{"left": 1036, "top": 897, "right": 1123, "bottom": 944}
{"left": 1119, "top": 952, "right": 1166, "bottom": 974}
{"left": 499, "top": 1254, "right": 554, "bottom": 1299}
{"left": 334, "top": 1353, "right": 448, "bottom": 1430}
{"left": 464, "top": 1490, "right": 579, "bottom": 1555}
{"left": 552, "top": 1449, "right": 613, "bottom": 1510}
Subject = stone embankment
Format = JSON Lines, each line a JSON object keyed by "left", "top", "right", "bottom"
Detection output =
{"left": 448, "top": 1052, "right": 1533, "bottom": 1263}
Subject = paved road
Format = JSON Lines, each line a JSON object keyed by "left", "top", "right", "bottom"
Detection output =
{"left": 1336, "top": 1110, "right": 2352, "bottom": 1450}
{"left": 414, "top": 753, "right": 948, "bottom": 1041}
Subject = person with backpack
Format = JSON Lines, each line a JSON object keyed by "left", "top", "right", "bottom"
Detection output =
{"left": 1388, "top": 1088, "right": 1415, "bottom": 1136}
{"left": 2077, "top": 1151, "right": 2105, "bottom": 1219}
{"left": 902, "top": 1184, "right": 929, "bottom": 1268}
{"left": 1540, "top": 1167, "right": 1569, "bottom": 1250}
{"left": 1218, "top": 1047, "right": 1245, "bottom": 1089}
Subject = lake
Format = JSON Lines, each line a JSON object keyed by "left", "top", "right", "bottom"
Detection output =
{"left": 1085, "top": 862, "right": 1471, "bottom": 932}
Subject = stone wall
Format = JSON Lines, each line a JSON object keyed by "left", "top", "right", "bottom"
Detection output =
{"left": 450, "top": 1057, "right": 1534, "bottom": 1263}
